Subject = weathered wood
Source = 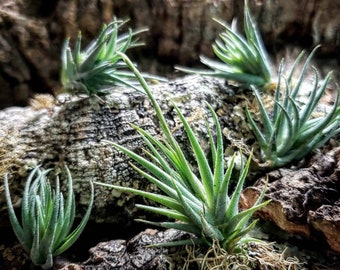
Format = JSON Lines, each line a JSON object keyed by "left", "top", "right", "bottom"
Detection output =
{"left": 241, "top": 146, "right": 340, "bottom": 253}
{"left": 54, "top": 229, "right": 187, "bottom": 270}
{"left": 0, "top": 0, "right": 339, "bottom": 108}
{"left": 0, "top": 75, "right": 254, "bottom": 223}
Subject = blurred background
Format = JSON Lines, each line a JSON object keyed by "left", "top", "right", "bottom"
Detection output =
{"left": 0, "top": 0, "right": 339, "bottom": 108}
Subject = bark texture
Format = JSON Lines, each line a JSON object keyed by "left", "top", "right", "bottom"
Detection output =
{"left": 1, "top": 75, "right": 253, "bottom": 223}
{"left": 241, "top": 146, "right": 340, "bottom": 253}
{"left": 54, "top": 229, "right": 187, "bottom": 270}
{"left": 0, "top": 0, "right": 339, "bottom": 108}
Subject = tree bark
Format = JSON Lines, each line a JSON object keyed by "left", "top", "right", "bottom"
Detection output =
{"left": 54, "top": 229, "right": 187, "bottom": 270}
{"left": 241, "top": 146, "right": 340, "bottom": 253}
{"left": 0, "top": 0, "right": 339, "bottom": 108}
{"left": 1, "top": 75, "right": 251, "bottom": 224}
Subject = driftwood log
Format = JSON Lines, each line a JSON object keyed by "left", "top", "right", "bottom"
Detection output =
{"left": 0, "top": 75, "right": 251, "bottom": 224}
{"left": 0, "top": 0, "right": 339, "bottom": 108}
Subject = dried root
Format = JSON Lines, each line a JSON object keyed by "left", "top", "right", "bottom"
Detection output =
{"left": 181, "top": 240, "right": 302, "bottom": 270}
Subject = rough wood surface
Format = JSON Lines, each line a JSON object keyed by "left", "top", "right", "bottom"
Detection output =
{"left": 54, "top": 229, "right": 187, "bottom": 270}
{"left": 1, "top": 75, "right": 253, "bottom": 223}
{"left": 240, "top": 146, "right": 340, "bottom": 253}
{"left": 1, "top": 0, "right": 339, "bottom": 108}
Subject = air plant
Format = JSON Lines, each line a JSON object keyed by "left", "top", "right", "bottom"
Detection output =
{"left": 96, "top": 53, "right": 270, "bottom": 252}
{"left": 246, "top": 46, "right": 340, "bottom": 168}
{"left": 176, "top": 0, "right": 272, "bottom": 88}
{"left": 61, "top": 18, "right": 162, "bottom": 96}
{"left": 4, "top": 166, "right": 94, "bottom": 269}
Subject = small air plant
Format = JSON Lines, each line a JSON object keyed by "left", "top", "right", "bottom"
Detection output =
{"left": 61, "top": 18, "right": 161, "bottom": 96}
{"left": 4, "top": 166, "right": 94, "bottom": 269}
{"left": 246, "top": 46, "right": 340, "bottom": 168}
{"left": 176, "top": 0, "right": 272, "bottom": 88}
{"left": 96, "top": 53, "right": 270, "bottom": 252}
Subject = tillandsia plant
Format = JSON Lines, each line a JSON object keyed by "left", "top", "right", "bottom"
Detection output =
{"left": 176, "top": 0, "right": 272, "bottom": 88}
{"left": 246, "top": 46, "right": 340, "bottom": 168}
{"left": 4, "top": 166, "right": 94, "bottom": 269}
{"left": 96, "top": 53, "right": 270, "bottom": 252}
{"left": 61, "top": 18, "right": 162, "bottom": 96}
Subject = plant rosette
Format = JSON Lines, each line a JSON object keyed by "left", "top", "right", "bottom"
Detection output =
{"left": 4, "top": 166, "right": 93, "bottom": 269}
{"left": 96, "top": 53, "right": 271, "bottom": 255}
